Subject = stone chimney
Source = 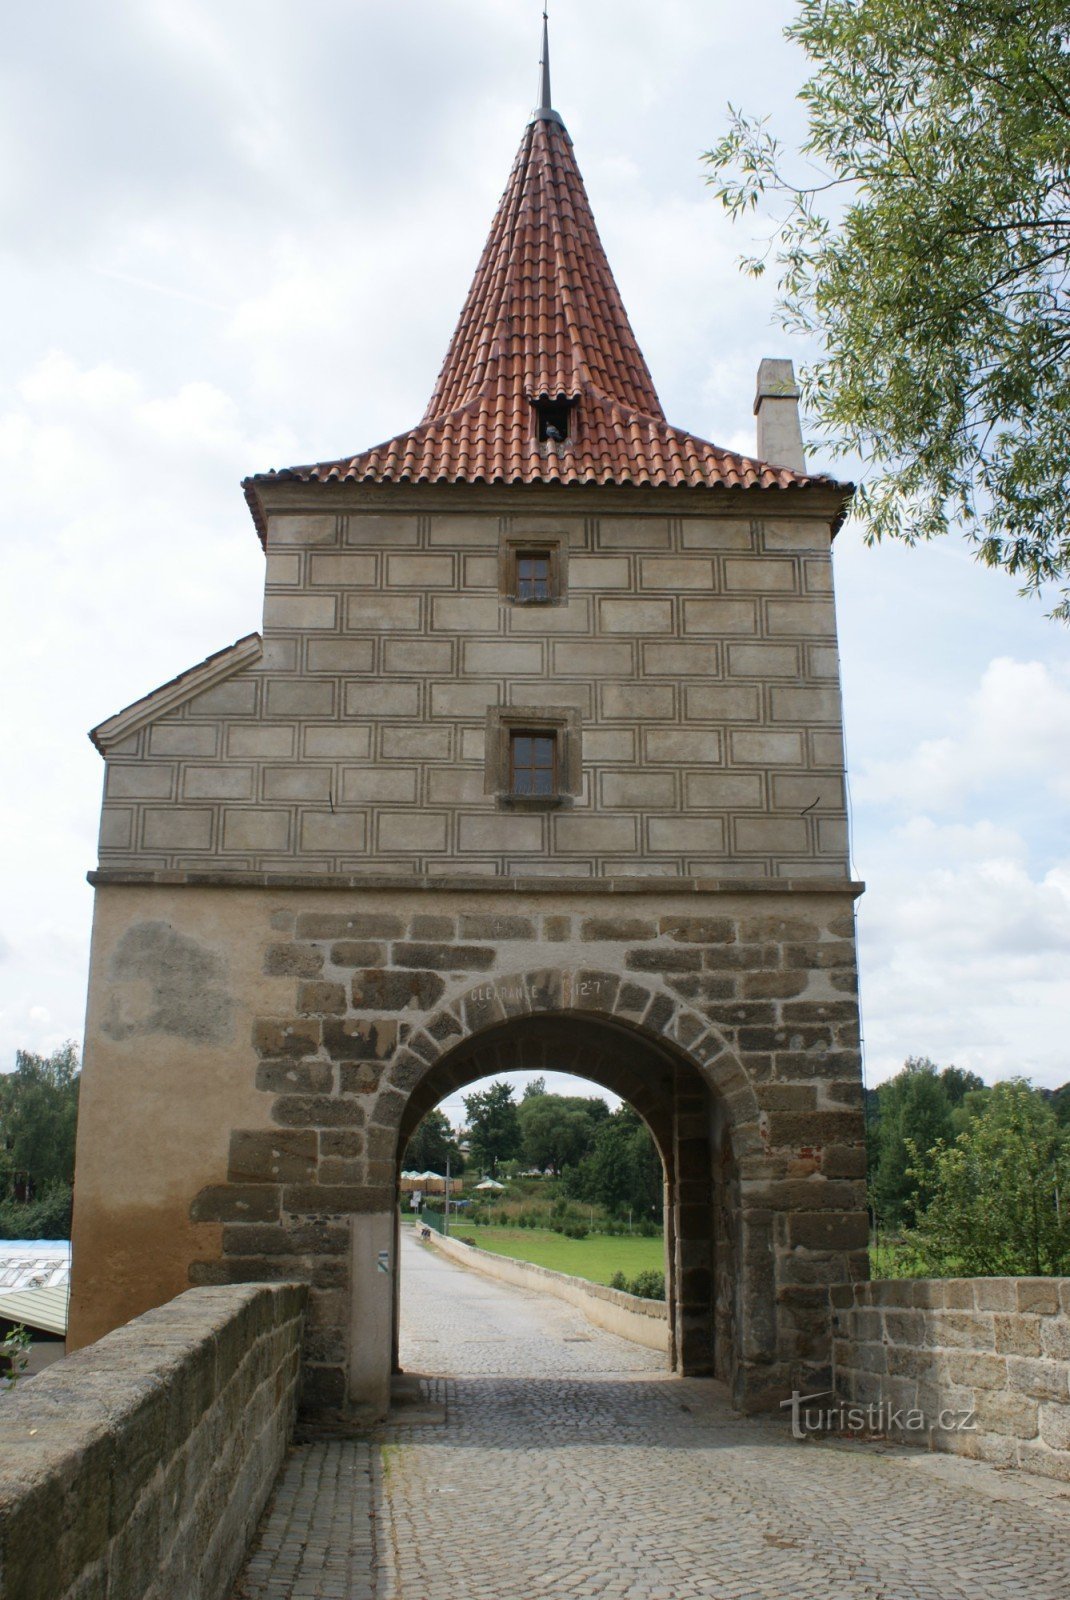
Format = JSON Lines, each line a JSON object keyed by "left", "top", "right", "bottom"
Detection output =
{"left": 754, "top": 358, "right": 805, "bottom": 472}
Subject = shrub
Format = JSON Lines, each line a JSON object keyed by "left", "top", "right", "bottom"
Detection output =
{"left": 0, "top": 1183, "right": 72, "bottom": 1241}
{"left": 637, "top": 1219, "right": 659, "bottom": 1238}
{"left": 609, "top": 1271, "right": 628, "bottom": 1291}
{"left": 627, "top": 1269, "right": 666, "bottom": 1301}
{"left": 563, "top": 1223, "right": 588, "bottom": 1240}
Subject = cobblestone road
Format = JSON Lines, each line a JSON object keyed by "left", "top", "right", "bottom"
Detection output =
{"left": 234, "top": 1231, "right": 1070, "bottom": 1600}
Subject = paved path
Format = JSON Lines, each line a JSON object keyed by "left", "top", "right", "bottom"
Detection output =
{"left": 234, "top": 1231, "right": 1070, "bottom": 1600}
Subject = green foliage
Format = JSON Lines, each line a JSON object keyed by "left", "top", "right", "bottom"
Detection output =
{"left": 1044, "top": 1082, "right": 1070, "bottom": 1129}
{"left": 706, "top": 0, "right": 1070, "bottom": 616}
{"left": 871, "top": 1058, "right": 953, "bottom": 1227}
{"left": 0, "top": 1324, "right": 31, "bottom": 1389}
{"left": 609, "top": 1267, "right": 666, "bottom": 1301}
{"left": 939, "top": 1066, "right": 986, "bottom": 1108}
{"left": 463, "top": 1080, "right": 522, "bottom": 1179}
{"left": 404, "top": 1108, "right": 465, "bottom": 1176}
{"left": 910, "top": 1080, "right": 1070, "bottom": 1275}
{"left": 567, "top": 1106, "right": 663, "bottom": 1222}
{"left": 0, "top": 1044, "right": 80, "bottom": 1203}
{"left": 949, "top": 1086, "right": 992, "bottom": 1137}
{"left": 517, "top": 1091, "right": 607, "bottom": 1176}
{"left": 0, "top": 1182, "right": 72, "bottom": 1240}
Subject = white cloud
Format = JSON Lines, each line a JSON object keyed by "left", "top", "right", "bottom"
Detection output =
{"left": 853, "top": 657, "right": 1070, "bottom": 813}
{"left": 852, "top": 664, "right": 1070, "bottom": 1091}
{"left": 1, "top": 0, "right": 1067, "bottom": 1108}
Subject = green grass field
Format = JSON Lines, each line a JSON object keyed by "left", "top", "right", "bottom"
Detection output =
{"left": 445, "top": 1224, "right": 665, "bottom": 1285}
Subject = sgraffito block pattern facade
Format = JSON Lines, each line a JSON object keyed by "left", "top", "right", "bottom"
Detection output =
{"left": 71, "top": 72, "right": 868, "bottom": 1420}
{"left": 95, "top": 493, "right": 849, "bottom": 881}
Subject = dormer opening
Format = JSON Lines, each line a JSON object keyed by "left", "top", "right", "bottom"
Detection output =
{"left": 534, "top": 397, "right": 575, "bottom": 443}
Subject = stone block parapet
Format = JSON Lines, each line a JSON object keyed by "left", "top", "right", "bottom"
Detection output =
{"left": 0, "top": 1282, "right": 306, "bottom": 1600}
{"left": 425, "top": 1229, "right": 670, "bottom": 1352}
{"left": 831, "top": 1278, "right": 1070, "bottom": 1482}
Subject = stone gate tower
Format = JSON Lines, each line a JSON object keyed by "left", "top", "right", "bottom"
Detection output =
{"left": 70, "top": 36, "right": 867, "bottom": 1418}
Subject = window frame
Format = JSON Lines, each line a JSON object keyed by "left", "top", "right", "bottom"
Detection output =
{"left": 498, "top": 533, "right": 569, "bottom": 607}
{"left": 484, "top": 705, "right": 583, "bottom": 810}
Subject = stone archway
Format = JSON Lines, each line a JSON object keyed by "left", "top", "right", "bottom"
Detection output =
{"left": 393, "top": 1010, "right": 720, "bottom": 1382}
{"left": 349, "top": 966, "right": 765, "bottom": 1408}
{"left": 184, "top": 897, "right": 868, "bottom": 1424}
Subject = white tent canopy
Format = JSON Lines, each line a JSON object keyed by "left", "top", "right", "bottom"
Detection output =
{"left": 475, "top": 1177, "right": 505, "bottom": 1191}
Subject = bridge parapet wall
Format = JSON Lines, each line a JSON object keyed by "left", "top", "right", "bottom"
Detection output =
{"left": 832, "top": 1278, "right": 1070, "bottom": 1481}
{"left": 425, "top": 1228, "right": 670, "bottom": 1351}
{"left": 0, "top": 1282, "right": 306, "bottom": 1600}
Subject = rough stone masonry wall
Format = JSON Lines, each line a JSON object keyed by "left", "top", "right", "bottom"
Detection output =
{"left": 169, "top": 883, "right": 866, "bottom": 1410}
{"left": 831, "top": 1279, "right": 1070, "bottom": 1482}
{"left": 0, "top": 1283, "right": 306, "bottom": 1600}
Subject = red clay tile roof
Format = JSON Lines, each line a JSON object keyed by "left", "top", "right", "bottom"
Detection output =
{"left": 423, "top": 111, "right": 663, "bottom": 423}
{"left": 245, "top": 111, "right": 843, "bottom": 541}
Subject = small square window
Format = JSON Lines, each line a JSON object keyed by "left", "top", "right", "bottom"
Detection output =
{"left": 515, "top": 550, "right": 552, "bottom": 604}
{"left": 499, "top": 534, "right": 568, "bottom": 606}
{"left": 510, "top": 731, "right": 557, "bottom": 796}
{"left": 485, "top": 705, "right": 582, "bottom": 809}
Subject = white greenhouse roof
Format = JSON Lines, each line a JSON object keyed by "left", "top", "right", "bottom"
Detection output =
{"left": 0, "top": 1284, "right": 69, "bottom": 1337}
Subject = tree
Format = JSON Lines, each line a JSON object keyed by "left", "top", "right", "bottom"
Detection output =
{"left": 522, "top": 1076, "right": 547, "bottom": 1100}
{"left": 911, "top": 1080, "right": 1070, "bottom": 1274}
{"left": 950, "top": 1085, "right": 992, "bottom": 1138}
{"left": 939, "top": 1065, "right": 986, "bottom": 1108}
{"left": 1043, "top": 1081, "right": 1070, "bottom": 1129}
{"left": 405, "top": 1109, "right": 464, "bottom": 1177}
{"left": 517, "top": 1093, "right": 607, "bottom": 1176}
{"left": 871, "top": 1058, "right": 953, "bottom": 1227}
{"left": 706, "top": 0, "right": 1070, "bottom": 617}
{"left": 0, "top": 1044, "right": 80, "bottom": 1198}
{"left": 569, "top": 1107, "right": 663, "bottom": 1222}
{"left": 463, "top": 1081, "right": 521, "bottom": 1178}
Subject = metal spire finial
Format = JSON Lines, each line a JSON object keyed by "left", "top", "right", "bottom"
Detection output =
{"left": 534, "top": 4, "right": 564, "bottom": 125}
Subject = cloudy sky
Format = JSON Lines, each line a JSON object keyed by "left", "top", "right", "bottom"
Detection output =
{"left": 2, "top": 0, "right": 1067, "bottom": 1113}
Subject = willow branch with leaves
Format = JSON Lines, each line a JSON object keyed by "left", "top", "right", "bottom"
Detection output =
{"left": 706, "top": 0, "right": 1070, "bottom": 617}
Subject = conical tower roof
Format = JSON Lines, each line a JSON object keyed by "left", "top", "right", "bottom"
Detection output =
{"left": 421, "top": 111, "right": 664, "bottom": 425}
{"left": 245, "top": 82, "right": 837, "bottom": 536}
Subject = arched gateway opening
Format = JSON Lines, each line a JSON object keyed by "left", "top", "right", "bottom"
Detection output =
{"left": 393, "top": 1011, "right": 737, "bottom": 1385}
{"left": 302, "top": 961, "right": 775, "bottom": 1419}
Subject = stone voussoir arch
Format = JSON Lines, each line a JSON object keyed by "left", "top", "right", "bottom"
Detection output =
{"left": 373, "top": 964, "right": 763, "bottom": 1151}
